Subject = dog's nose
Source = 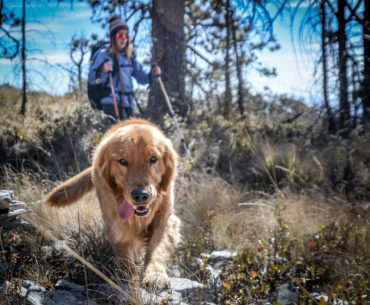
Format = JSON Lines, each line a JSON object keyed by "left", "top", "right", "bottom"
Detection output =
{"left": 131, "top": 189, "right": 150, "bottom": 204}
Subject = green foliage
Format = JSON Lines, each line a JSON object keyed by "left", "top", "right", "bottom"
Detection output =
{"left": 214, "top": 206, "right": 370, "bottom": 304}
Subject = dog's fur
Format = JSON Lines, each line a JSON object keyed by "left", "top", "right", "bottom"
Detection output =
{"left": 45, "top": 118, "right": 181, "bottom": 287}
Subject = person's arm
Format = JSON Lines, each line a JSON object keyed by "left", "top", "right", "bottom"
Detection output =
{"left": 88, "top": 51, "right": 111, "bottom": 86}
{"left": 132, "top": 57, "right": 160, "bottom": 85}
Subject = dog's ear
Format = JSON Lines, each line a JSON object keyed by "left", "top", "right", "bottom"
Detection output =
{"left": 94, "top": 143, "right": 117, "bottom": 193}
{"left": 159, "top": 141, "right": 177, "bottom": 192}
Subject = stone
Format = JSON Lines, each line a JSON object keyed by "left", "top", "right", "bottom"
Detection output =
{"left": 169, "top": 277, "right": 206, "bottom": 298}
{"left": 267, "top": 283, "right": 300, "bottom": 305}
{"left": 55, "top": 279, "right": 85, "bottom": 293}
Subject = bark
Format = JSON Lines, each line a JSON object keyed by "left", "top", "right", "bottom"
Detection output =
{"left": 20, "top": 0, "right": 26, "bottom": 115}
{"left": 223, "top": 0, "right": 232, "bottom": 117}
{"left": 231, "top": 6, "right": 244, "bottom": 115}
{"left": 320, "top": 0, "right": 335, "bottom": 132}
{"left": 148, "top": 0, "right": 186, "bottom": 123}
{"left": 362, "top": 0, "right": 370, "bottom": 123}
{"left": 337, "top": 0, "right": 350, "bottom": 130}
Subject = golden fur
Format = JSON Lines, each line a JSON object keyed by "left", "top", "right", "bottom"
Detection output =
{"left": 45, "top": 118, "right": 181, "bottom": 287}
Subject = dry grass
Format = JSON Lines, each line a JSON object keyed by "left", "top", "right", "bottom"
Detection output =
{"left": 0, "top": 87, "right": 83, "bottom": 144}
{"left": 1, "top": 166, "right": 102, "bottom": 235}
{"left": 177, "top": 167, "right": 352, "bottom": 252}
{"left": 1, "top": 86, "right": 369, "bottom": 303}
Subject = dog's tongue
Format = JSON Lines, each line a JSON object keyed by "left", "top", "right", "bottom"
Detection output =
{"left": 118, "top": 200, "right": 134, "bottom": 222}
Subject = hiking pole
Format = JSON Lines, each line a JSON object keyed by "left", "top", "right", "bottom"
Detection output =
{"left": 133, "top": 93, "right": 144, "bottom": 116}
{"left": 108, "top": 72, "right": 120, "bottom": 120}
{"left": 152, "top": 64, "right": 192, "bottom": 159}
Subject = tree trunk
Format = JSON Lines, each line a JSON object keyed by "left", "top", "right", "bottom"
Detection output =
{"left": 362, "top": 0, "right": 370, "bottom": 124}
{"left": 20, "top": 0, "right": 27, "bottom": 115}
{"left": 223, "top": 0, "right": 232, "bottom": 118}
{"left": 320, "top": 0, "right": 335, "bottom": 132}
{"left": 148, "top": 0, "right": 186, "bottom": 123}
{"left": 231, "top": 6, "right": 244, "bottom": 115}
{"left": 337, "top": 0, "right": 350, "bottom": 130}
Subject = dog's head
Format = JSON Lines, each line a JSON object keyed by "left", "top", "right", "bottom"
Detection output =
{"left": 93, "top": 120, "right": 177, "bottom": 222}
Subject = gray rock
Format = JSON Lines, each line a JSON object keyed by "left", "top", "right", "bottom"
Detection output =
{"left": 168, "top": 264, "right": 182, "bottom": 278}
{"left": 210, "top": 250, "right": 232, "bottom": 260}
{"left": 209, "top": 250, "right": 236, "bottom": 261}
{"left": 21, "top": 280, "right": 46, "bottom": 293}
{"left": 267, "top": 283, "right": 299, "bottom": 305}
{"left": 159, "top": 289, "right": 183, "bottom": 304}
{"left": 0, "top": 280, "right": 96, "bottom": 305}
{"left": 55, "top": 279, "right": 85, "bottom": 293}
{"left": 53, "top": 240, "right": 75, "bottom": 260}
{"left": 94, "top": 283, "right": 129, "bottom": 303}
{"left": 169, "top": 277, "right": 206, "bottom": 298}
{"left": 205, "top": 265, "right": 222, "bottom": 287}
{"left": 40, "top": 245, "right": 53, "bottom": 258}
{"left": 27, "top": 290, "right": 85, "bottom": 305}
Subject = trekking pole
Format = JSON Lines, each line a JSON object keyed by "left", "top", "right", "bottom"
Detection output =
{"left": 152, "top": 64, "right": 192, "bottom": 159}
{"left": 108, "top": 72, "right": 120, "bottom": 120}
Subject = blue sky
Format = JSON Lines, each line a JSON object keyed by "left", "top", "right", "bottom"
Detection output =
{"left": 0, "top": 1, "right": 319, "bottom": 104}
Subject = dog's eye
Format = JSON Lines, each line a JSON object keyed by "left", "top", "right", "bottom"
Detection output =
{"left": 149, "top": 156, "right": 158, "bottom": 164}
{"left": 118, "top": 159, "right": 128, "bottom": 167}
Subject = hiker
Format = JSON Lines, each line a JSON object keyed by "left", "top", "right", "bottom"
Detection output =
{"left": 88, "top": 16, "right": 161, "bottom": 120}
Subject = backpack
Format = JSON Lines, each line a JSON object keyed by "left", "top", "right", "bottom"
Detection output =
{"left": 87, "top": 41, "right": 135, "bottom": 110}
{"left": 87, "top": 41, "right": 111, "bottom": 110}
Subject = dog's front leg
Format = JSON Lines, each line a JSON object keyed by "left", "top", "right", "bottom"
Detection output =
{"left": 143, "top": 213, "right": 181, "bottom": 288}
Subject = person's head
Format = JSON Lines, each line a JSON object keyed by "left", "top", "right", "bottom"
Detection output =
{"left": 108, "top": 16, "right": 132, "bottom": 58}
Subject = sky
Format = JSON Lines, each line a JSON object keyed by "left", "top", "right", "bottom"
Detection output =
{"left": 0, "top": 1, "right": 319, "bottom": 104}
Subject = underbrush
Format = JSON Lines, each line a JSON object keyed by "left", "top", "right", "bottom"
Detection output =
{"left": 1, "top": 87, "right": 369, "bottom": 303}
{"left": 187, "top": 107, "right": 370, "bottom": 201}
{"left": 216, "top": 205, "right": 369, "bottom": 304}
{"left": 0, "top": 86, "right": 114, "bottom": 181}
{"left": 1, "top": 162, "right": 369, "bottom": 304}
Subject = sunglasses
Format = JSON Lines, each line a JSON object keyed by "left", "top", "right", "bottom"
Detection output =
{"left": 116, "top": 33, "right": 129, "bottom": 40}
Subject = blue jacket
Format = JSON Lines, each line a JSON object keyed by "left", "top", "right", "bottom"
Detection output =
{"left": 88, "top": 47, "right": 153, "bottom": 108}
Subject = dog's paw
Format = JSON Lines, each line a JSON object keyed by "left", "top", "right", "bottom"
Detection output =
{"left": 143, "top": 265, "right": 169, "bottom": 289}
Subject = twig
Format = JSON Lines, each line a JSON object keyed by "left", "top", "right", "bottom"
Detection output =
{"left": 237, "top": 202, "right": 273, "bottom": 209}
{"left": 21, "top": 214, "right": 139, "bottom": 305}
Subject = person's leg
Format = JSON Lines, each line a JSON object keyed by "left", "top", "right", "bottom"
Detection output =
{"left": 124, "top": 107, "right": 135, "bottom": 118}
{"left": 101, "top": 96, "right": 120, "bottom": 120}
{"left": 102, "top": 104, "right": 117, "bottom": 118}
{"left": 120, "top": 106, "right": 128, "bottom": 120}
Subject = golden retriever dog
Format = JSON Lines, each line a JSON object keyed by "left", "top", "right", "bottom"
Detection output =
{"left": 45, "top": 118, "right": 181, "bottom": 288}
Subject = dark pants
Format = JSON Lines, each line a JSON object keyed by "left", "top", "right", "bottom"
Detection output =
{"left": 102, "top": 104, "right": 135, "bottom": 120}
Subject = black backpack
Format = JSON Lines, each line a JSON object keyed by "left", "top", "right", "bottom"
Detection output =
{"left": 87, "top": 41, "right": 112, "bottom": 110}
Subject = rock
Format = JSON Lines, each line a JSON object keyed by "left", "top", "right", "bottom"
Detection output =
{"left": 168, "top": 264, "right": 182, "bottom": 278}
{"left": 23, "top": 280, "right": 99, "bottom": 305}
{"left": 55, "top": 279, "right": 85, "bottom": 293}
{"left": 159, "top": 289, "right": 184, "bottom": 304}
{"left": 53, "top": 240, "right": 75, "bottom": 260}
{"left": 26, "top": 290, "right": 86, "bottom": 305}
{"left": 40, "top": 241, "right": 75, "bottom": 261}
{"left": 0, "top": 189, "right": 29, "bottom": 232}
{"left": 40, "top": 245, "right": 53, "bottom": 258}
{"left": 201, "top": 250, "right": 237, "bottom": 262}
{"left": 205, "top": 265, "right": 222, "bottom": 287}
{"left": 267, "top": 283, "right": 300, "bottom": 305}
{"left": 21, "top": 280, "right": 47, "bottom": 292}
{"left": 3, "top": 267, "right": 215, "bottom": 304}
{"left": 169, "top": 277, "right": 206, "bottom": 298}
